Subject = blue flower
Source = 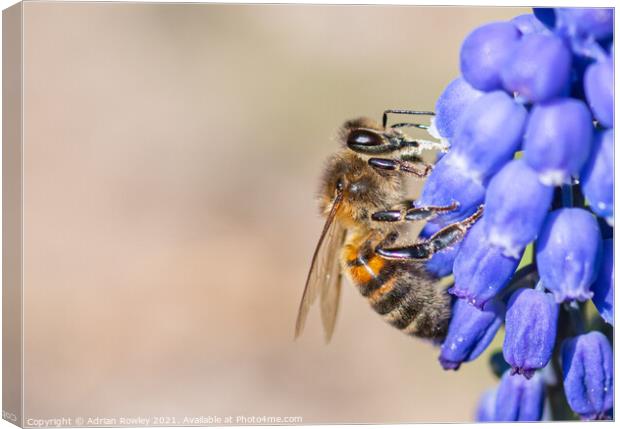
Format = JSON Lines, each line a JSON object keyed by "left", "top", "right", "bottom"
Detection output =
{"left": 475, "top": 388, "right": 497, "bottom": 422}
{"left": 581, "top": 129, "right": 613, "bottom": 223}
{"left": 439, "top": 298, "right": 504, "bottom": 370}
{"left": 423, "top": 6, "right": 613, "bottom": 422}
{"left": 562, "top": 332, "right": 614, "bottom": 420}
{"left": 432, "top": 76, "right": 483, "bottom": 143}
{"left": 460, "top": 22, "right": 521, "bottom": 91}
{"left": 584, "top": 56, "right": 613, "bottom": 128}
{"left": 591, "top": 239, "right": 613, "bottom": 325}
{"left": 484, "top": 159, "right": 554, "bottom": 258}
{"left": 450, "top": 219, "right": 521, "bottom": 308}
{"left": 536, "top": 208, "right": 602, "bottom": 303}
{"left": 501, "top": 33, "right": 572, "bottom": 103}
{"left": 555, "top": 8, "right": 614, "bottom": 41}
{"left": 415, "top": 151, "right": 486, "bottom": 226}
{"left": 523, "top": 98, "right": 593, "bottom": 186}
{"left": 450, "top": 91, "right": 528, "bottom": 182}
{"left": 495, "top": 370, "right": 545, "bottom": 421}
{"left": 503, "top": 288, "right": 559, "bottom": 378}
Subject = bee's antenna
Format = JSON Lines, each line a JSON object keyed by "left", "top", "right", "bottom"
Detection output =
{"left": 382, "top": 109, "right": 435, "bottom": 129}
{"left": 391, "top": 122, "right": 430, "bottom": 130}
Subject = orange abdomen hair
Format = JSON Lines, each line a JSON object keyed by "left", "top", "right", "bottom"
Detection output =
{"left": 341, "top": 231, "right": 451, "bottom": 339}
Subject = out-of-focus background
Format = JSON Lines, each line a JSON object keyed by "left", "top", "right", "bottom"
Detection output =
{"left": 22, "top": 3, "right": 527, "bottom": 424}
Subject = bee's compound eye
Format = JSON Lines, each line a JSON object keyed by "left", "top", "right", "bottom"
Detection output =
{"left": 347, "top": 129, "right": 383, "bottom": 149}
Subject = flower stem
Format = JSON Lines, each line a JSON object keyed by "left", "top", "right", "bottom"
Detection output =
{"left": 498, "top": 263, "right": 538, "bottom": 301}
{"left": 561, "top": 184, "right": 573, "bottom": 207}
{"left": 566, "top": 301, "right": 585, "bottom": 335}
{"left": 547, "top": 307, "right": 579, "bottom": 421}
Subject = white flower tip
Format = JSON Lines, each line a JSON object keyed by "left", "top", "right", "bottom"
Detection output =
{"left": 427, "top": 118, "right": 442, "bottom": 140}
{"left": 488, "top": 229, "right": 523, "bottom": 259}
{"left": 445, "top": 152, "right": 484, "bottom": 185}
{"left": 605, "top": 216, "right": 614, "bottom": 227}
{"left": 538, "top": 169, "right": 570, "bottom": 186}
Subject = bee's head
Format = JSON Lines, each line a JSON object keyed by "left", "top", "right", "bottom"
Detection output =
{"left": 319, "top": 150, "right": 404, "bottom": 227}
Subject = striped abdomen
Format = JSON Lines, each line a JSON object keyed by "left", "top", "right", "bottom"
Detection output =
{"left": 341, "top": 233, "right": 451, "bottom": 339}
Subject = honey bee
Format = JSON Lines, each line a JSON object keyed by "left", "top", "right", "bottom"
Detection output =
{"left": 295, "top": 110, "right": 483, "bottom": 342}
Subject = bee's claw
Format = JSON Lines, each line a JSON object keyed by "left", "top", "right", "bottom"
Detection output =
{"left": 375, "top": 205, "right": 484, "bottom": 262}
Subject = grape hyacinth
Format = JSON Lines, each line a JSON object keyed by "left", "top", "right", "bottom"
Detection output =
{"left": 503, "top": 287, "right": 558, "bottom": 378}
{"left": 421, "top": 7, "right": 614, "bottom": 421}
{"left": 495, "top": 370, "right": 546, "bottom": 421}
{"left": 439, "top": 298, "right": 504, "bottom": 370}
{"left": 591, "top": 239, "right": 614, "bottom": 325}
{"left": 561, "top": 332, "right": 614, "bottom": 419}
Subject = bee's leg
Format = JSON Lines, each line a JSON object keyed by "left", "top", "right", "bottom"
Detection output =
{"left": 369, "top": 158, "right": 434, "bottom": 178}
{"left": 371, "top": 202, "right": 459, "bottom": 223}
{"left": 375, "top": 205, "right": 484, "bottom": 260}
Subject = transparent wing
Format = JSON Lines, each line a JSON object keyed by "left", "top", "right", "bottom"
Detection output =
{"left": 295, "top": 196, "right": 346, "bottom": 343}
{"left": 319, "top": 221, "right": 345, "bottom": 342}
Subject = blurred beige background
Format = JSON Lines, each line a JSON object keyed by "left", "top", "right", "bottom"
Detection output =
{"left": 21, "top": 2, "right": 527, "bottom": 424}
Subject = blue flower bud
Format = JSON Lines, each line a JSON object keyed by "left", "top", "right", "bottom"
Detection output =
{"left": 450, "top": 219, "right": 521, "bottom": 308}
{"left": 581, "top": 129, "right": 613, "bottom": 222}
{"left": 523, "top": 98, "right": 593, "bottom": 185}
{"left": 495, "top": 370, "right": 545, "bottom": 421}
{"left": 555, "top": 8, "right": 614, "bottom": 41}
{"left": 503, "top": 288, "right": 559, "bottom": 378}
{"left": 433, "top": 77, "right": 484, "bottom": 142}
{"left": 536, "top": 208, "right": 602, "bottom": 302}
{"left": 562, "top": 332, "right": 614, "bottom": 420}
{"left": 460, "top": 22, "right": 521, "bottom": 91}
{"left": 485, "top": 159, "right": 554, "bottom": 258}
{"left": 591, "top": 239, "right": 613, "bottom": 325}
{"left": 439, "top": 298, "right": 504, "bottom": 370}
{"left": 511, "top": 14, "right": 549, "bottom": 35}
{"left": 584, "top": 57, "right": 613, "bottom": 128}
{"left": 450, "top": 91, "right": 528, "bottom": 181}
{"left": 501, "top": 33, "right": 572, "bottom": 103}
{"left": 415, "top": 151, "right": 486, "bottom": 225}
{"left": 476, "top": 388, "right": 497, "bottom": 422}
{"left": 421, "top": 222, "right": 460, "bottom": 277}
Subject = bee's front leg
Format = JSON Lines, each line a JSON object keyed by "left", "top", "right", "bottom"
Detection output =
{"left": 371, "top": 202, "right": 459, "bottom": 223}
{"left": 375, "top": 205, "right": 484, "bottom": 261}
{"left": 368, "top": 158, "right": 434, "bottom": 178}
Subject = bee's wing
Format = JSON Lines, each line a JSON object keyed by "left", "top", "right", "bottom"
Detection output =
{"left": 295, "top": 195, "right": 346, "bottom": 343}
{"left": 319, "top": 220, "right": 346, "bottom": 342}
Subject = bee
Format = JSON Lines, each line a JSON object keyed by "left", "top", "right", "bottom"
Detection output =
{"left": 295, "top": 110, "right": 483, "bottom": 342}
